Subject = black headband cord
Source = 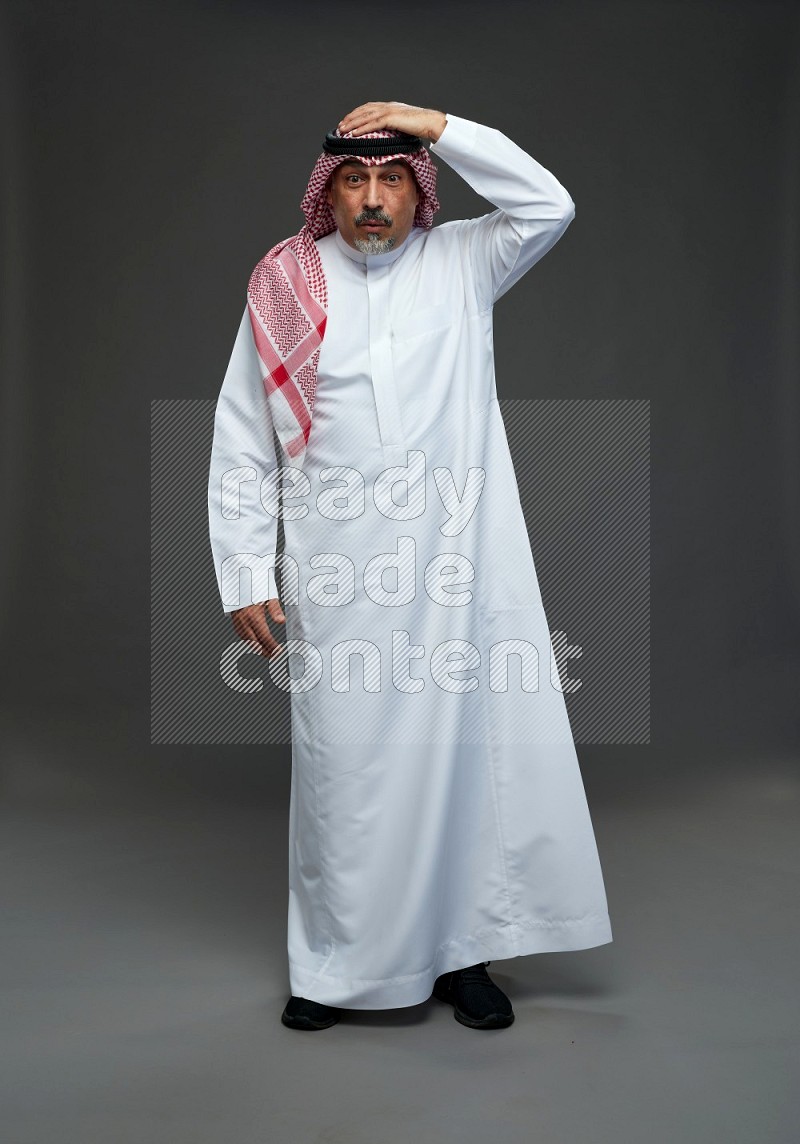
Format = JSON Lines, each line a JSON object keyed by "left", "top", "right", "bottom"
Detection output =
{"left": 322, "top": 131, "right": 424, "bottom": 157}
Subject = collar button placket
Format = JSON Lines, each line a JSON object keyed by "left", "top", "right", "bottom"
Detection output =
{"left": 366, "top": 260, "right": 407, "bottom": 468}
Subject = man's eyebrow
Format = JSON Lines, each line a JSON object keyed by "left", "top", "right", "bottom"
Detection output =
{"left": 337, "top": 161, "right": 409, "bottom": 173}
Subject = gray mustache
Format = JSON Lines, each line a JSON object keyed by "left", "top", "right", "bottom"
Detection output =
{"left": 354, "top": 208, "right": 393, "bottom": 226}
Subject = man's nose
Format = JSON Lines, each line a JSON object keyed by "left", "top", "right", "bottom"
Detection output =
{"left": 362, "top": 179, "right": 383, "bottom": 208}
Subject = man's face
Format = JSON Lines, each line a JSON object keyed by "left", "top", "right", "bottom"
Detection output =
{"left": 325, "top": 160, "right": 420, "bottom": 255}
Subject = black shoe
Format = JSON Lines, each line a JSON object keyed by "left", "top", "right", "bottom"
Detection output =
{"left": 432, "top": 960, "right": 515, "bottom": 1029}
{"left": 281, "top": 995, "right": 341, "bottom": 1030}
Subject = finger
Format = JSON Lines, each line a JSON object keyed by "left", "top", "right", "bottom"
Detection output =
{"left": 340, "top": 102, "right": 385, "bottom": 124}
{"left": 346, "top": 108, "right": 416, "bottom": 137}
{"left": 266, "top": 598, "right": 286, "bottom": 624}
{"left": 339, "top": 105, "right": 389, "bottom": 133}
{"left": 338, "top": 109, "right": 368, "bottom": 131}
{"left": 343, "top": 102, "right": 411, "bottom": 127}
{"left": 248, "top": 611, "right": 282, "bottom": 659}
{"left": 233, "top": 605, "right": 281, "bottom": 656}
{"left": 347, "top": 107, "right": 390, "bottom": 125}
{"left": 348, "top": 117, "right": 390, "bottom": 137}
{"left": 231, "top": 612, "right": 248, "bottom": 640}
{"left": 340, "top": 117, "right": 384, "bottom": 136}
{"left": 231, "top": 603, "right": 263, "bottom": 640}
{"left": 249, "top": 625, "right": 280, "bottom": 659}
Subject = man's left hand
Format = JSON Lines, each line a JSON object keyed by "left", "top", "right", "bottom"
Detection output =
{"left": 338, "top": 102, "right": 447, "bottom": 143}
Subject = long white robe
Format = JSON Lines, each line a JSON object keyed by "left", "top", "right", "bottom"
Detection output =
{"left": 208, "top": 113, "right": 612, "bottom": 1009}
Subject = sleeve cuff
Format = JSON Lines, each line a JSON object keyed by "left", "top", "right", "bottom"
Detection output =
{"left": 429, "top": 113, "right": 479, "bottom": 158}
{"left": 219, "top": 551, "right": 278, "bottom": 612}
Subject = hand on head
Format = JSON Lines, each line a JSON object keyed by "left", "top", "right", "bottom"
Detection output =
{"left": 338, "top": 102, "right": 446, "bottom": 143}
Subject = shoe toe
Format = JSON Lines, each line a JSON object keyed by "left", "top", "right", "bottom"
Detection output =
{"left": 454, "top": 1005, "right": 515, "bottom": 1030}
{"left": 435, "top": 963, "right": 515, "bottom": 1029}
{"left": 281, "top": 995, "right": 340, "bottom": 1030}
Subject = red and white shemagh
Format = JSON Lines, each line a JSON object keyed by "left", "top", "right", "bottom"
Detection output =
{"left": 246, "top": 129, "right": 440, "bottom": 463}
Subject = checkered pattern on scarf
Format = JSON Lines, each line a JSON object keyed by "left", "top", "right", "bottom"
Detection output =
{"left": 246, "top": 128, "right": 440, "bottom": 462}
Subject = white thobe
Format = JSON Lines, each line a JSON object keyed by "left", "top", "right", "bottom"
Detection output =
{"left": 208, "top": 113, "right": 612, "bottom": 1009}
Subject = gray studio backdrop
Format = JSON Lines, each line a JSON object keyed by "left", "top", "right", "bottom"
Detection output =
{"left": 1, "top": 0, "right": 798, "bottom": 759}
{"left": 2, "top": 5, "right": 799, "bottom": 1143}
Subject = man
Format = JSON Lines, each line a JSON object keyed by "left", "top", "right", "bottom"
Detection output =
{"left": 208, "top": 102, "right": 612, "bottom": 1032}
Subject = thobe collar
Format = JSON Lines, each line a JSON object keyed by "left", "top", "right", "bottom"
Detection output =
{"left": 333, "top": 225, "right": 422, "bottom": 267}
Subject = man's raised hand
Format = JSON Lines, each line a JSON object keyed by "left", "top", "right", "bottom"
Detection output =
{"left": 231, "top": 598, "right": 286, "bottom": 660}
{"left": 338, "top": 102, "right": 446, "bottom": 143}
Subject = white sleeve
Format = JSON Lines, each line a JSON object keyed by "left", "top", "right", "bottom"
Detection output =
{"left": 429, "top": 112, "right": 575, "bottom": 308}
{"left": 207, "top": 303, "right": 280, "bottom": 613}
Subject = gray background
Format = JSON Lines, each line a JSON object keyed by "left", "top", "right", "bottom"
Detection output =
{"left": 1, "top": 1, "right": 798, "bottom": 1141}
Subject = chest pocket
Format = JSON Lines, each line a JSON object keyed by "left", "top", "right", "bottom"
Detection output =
{"left": 392, "top": 303, "right": 453, "bottom": 342}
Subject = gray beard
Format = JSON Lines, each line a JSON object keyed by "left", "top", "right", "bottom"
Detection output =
{"left": 353, "top": 233, "right": 397, "bottom": 255}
